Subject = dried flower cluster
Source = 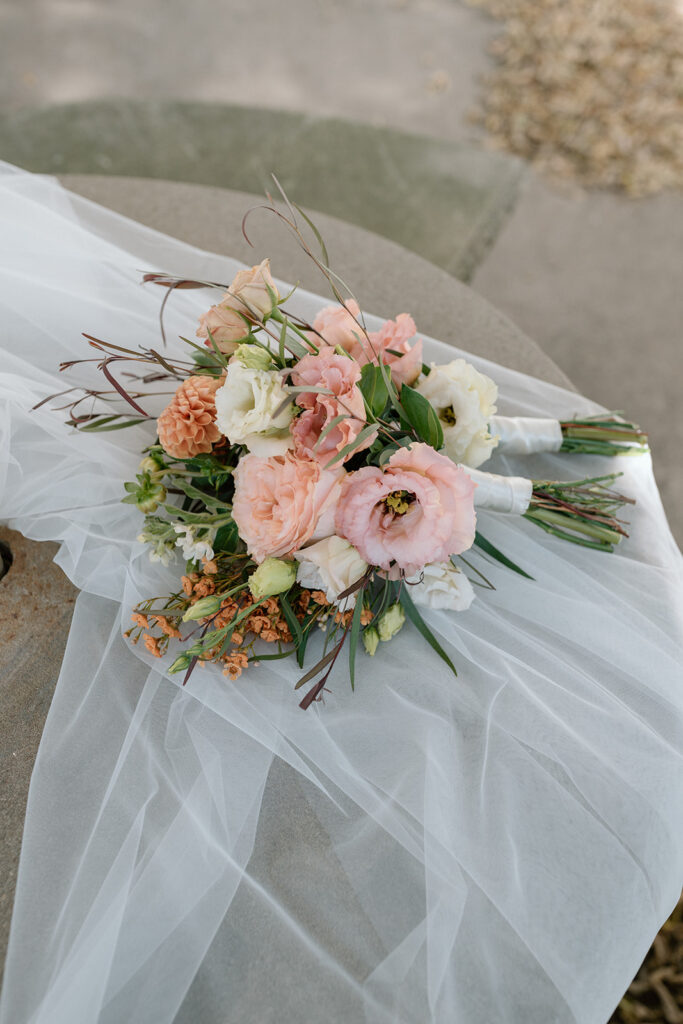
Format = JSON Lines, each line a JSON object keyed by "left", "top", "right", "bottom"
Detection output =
{"left": 467, "top": 0, "right": 683, "bottom": 196}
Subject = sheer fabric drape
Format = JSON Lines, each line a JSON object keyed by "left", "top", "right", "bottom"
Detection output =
{"left": 1, "top": 164, "right": 682, "bottom": 1024}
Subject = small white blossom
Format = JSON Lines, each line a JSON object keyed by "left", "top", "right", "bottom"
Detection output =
{"left": 295, "top": 536, "right": 368, "bottom": 612}
{"left": 404, "top": 562, "right": 475, "bottom": 612}
{"left": 173, "top": 524, "right": 215, "bottom": 562}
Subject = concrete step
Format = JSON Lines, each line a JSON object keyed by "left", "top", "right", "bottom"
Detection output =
{"left": 0, "top": 100, "right": 523, "bottom": 282}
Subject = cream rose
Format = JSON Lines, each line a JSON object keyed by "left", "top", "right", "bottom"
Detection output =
{"left": 226, "top": 259, "right": 279, "bottom": 319}
{"left": 214, "top": 362, "right": 293, "bottom": 456}
{"left": 417, "top": 359, "right": 499, "bottom": 468}
{"left": 404, "top": 561, "right": 475, "bottom": 612}
{"left": 295, "top": 536, "right": 368, "bottom": 611}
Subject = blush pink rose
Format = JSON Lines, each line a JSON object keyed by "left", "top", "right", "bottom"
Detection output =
{"left": 335, "top": 443, "right": 476, "bottom": 574}
{"left": 233, "top": 451, "right": 344, "bottom": 563}
{"left": 368, "top": 313, "right": 423, "bottom": 387}
{"left": 289, "top": 348, "right": 374, "bottom": 465}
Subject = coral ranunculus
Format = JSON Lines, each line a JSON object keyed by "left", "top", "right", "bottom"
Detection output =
{"left": 232, "top": 451, "right": 344, "bottom": 563}
{"left": 290, "top": 348, "right": 373, "bottom": 465}
{"left": 157, "top": 375, "right": 224, "bottom": 459}
{"left": 335, "top": 443, "right": 476, "bottom": 574}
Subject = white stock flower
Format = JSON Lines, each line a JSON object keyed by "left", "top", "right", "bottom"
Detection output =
{"left": 214, "top": 362, "right": 294, "bottom": 456}
{"left": 405, "top": 561, "right": 475, "bottom": 612}
{"left": 417, "top": 358, "right": 499, "bottom": 468}
{"left": 173, "top": 524, "right": 215, "bottom": 562}
{"left": 295, "top": 536, "right": 368, "bottom": 612}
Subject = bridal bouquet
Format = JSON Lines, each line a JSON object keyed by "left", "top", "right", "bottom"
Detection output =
{"left": 52, "top": 199, "right": 647, "bottom": 707}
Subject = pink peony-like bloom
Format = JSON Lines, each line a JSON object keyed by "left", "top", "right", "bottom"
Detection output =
{"left": 290, "top": 348, "right": 374, "bottom": 465}
{"left": 233, "top": 451, "right": 344, "bottom": 563}
{"left": 368, "top": 313, "right": 423, "bottom": 387}
{"left": 335, "top": 443, "right": 476, "bottom": 574}
{"left": 311, "top": 303, "right": 422, "bottom": 388}
{"left": 309, "top": 300, "right": 369, "bottom": 361}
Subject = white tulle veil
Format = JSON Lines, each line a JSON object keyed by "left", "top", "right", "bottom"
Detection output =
{"left": 1, "top": 162, "right": 682, "bottom": 1024}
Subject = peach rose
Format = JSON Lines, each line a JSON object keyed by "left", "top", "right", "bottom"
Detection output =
{"left": 289, "top": 348, "right": 374, "bottom": 465}
{"left": 226, "top": 259, "right": 279, "bottom": 319}
{"left": 368, "top": 313, "right": 423, "bottom": 387}
{"left": 196, "top": 303, "right": 250, "bottom": 354}
{"left": 335, "top": 443, "right": 476, "bottom": 574}
{"left": 232, "top": 451, "right": 344, "bottom": 563}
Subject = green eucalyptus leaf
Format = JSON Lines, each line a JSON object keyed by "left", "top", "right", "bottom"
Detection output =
{"left": 400, "top": 386, "right": 444, "bottom": 450}
{"left": 359, "top": 363, "right": 390, "bottom": 418}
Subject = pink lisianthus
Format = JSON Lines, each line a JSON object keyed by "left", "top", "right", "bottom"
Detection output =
{"left": 233, "top": 451, "right": 344, "bottom": 563}
{"left": 311, "top": 303, "right": 422, "bottom": 388}
{"left": 368, "top": 313, "right": 423, "bottom": 387}
{"left": 335, "top": 443, "right": 476, "bottom": 574}
{"left": 309, "top": 300, "right": 370, "bottom": 361}
{"left": 290, "top": 348, "right": 374, "bottom": 465}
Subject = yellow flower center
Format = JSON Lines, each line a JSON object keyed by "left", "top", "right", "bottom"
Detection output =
{"left": 385, "top": 490, "right": 414, "bottom": 515}
{"left": 440, "top": 404, "right": 457, "bottom": 426}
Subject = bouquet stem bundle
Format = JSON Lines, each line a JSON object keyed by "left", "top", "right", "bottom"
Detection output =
{"left": 525, "top": 474, "right": 633, "bottom": 551}
{"left": 559, "top": 415, "right": 649, "bottom": 456}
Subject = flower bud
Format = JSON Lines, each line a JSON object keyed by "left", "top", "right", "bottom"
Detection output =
{"left": 248, "top": 558, "right": 297, "bottom": 600}
{"left": 137, "top": 481, "right": 167, "bottom": 514}
{"left": 377, "top": 602, "right": 406, "bottom": 642}
{"left": 139, "top": 455, "right": 165, "bottom": 477}
{"left": 168, "top": 652, "right": 192, "bottom": 674}
{"left": 362, "top": 625, "right": 380, "bottom": 656}
{"left": 232, "top": 343, "right": 273, "bottom": 371}
{"left": 182, "top": 594, "right": 224, "bottom": 622}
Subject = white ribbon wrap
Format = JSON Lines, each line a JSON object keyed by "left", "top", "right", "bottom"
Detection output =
{"left": 466, "top": 467, "right": 533, "bottom": 515}
{"left": 490, "top": 415, "right": 564, "bottom": 455}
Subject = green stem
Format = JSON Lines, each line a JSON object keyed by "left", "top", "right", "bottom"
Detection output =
{"left": 527, "top": 507, "right": 622, "bottom": 544}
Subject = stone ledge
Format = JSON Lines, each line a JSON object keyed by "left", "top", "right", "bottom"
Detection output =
{"left": 0, "top": 100, "right": 523, "bottom": 281}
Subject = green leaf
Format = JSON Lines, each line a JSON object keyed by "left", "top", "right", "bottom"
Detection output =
{"left": 175, "top": 478, "right": 231, "bottom": 511}
{"left": 294, "top": 645, "right": 339, "bottom": 689}
{"left": 279, "top": 593, "right": 303, "bottom": 649}
{"left": 400, "top": 385, "right": 444, "bottom": 450}
{"left": 397, "top": 586, "right": 457, "bottom": 676}
{"left": 348, "top": 590, "right": 365, "bottom": 691}
{"left": 474, "top": 531, "right": 534, "bottom": 580}
{"left": 359, "top": 363, "right": 390, "bottom": 418}
{"left": 213, "top": 520, "right": 241, "bottom": 554}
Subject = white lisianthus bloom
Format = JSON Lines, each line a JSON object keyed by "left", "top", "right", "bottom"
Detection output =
{"left": 404, "top": 562, "right": 475, "bottom": 612}
{"left": 295, "top": 536, "right": 368, "bottom": 612}
{"left": 214, "top": 362, "right": 294, "bottom": 456}
{"left": 417, "top": 358, "right": 499, "bottom": 468}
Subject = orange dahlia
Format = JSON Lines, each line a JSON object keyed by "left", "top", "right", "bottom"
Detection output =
{"left": 157, "top": 375, "right": 223, "bottom": 459}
